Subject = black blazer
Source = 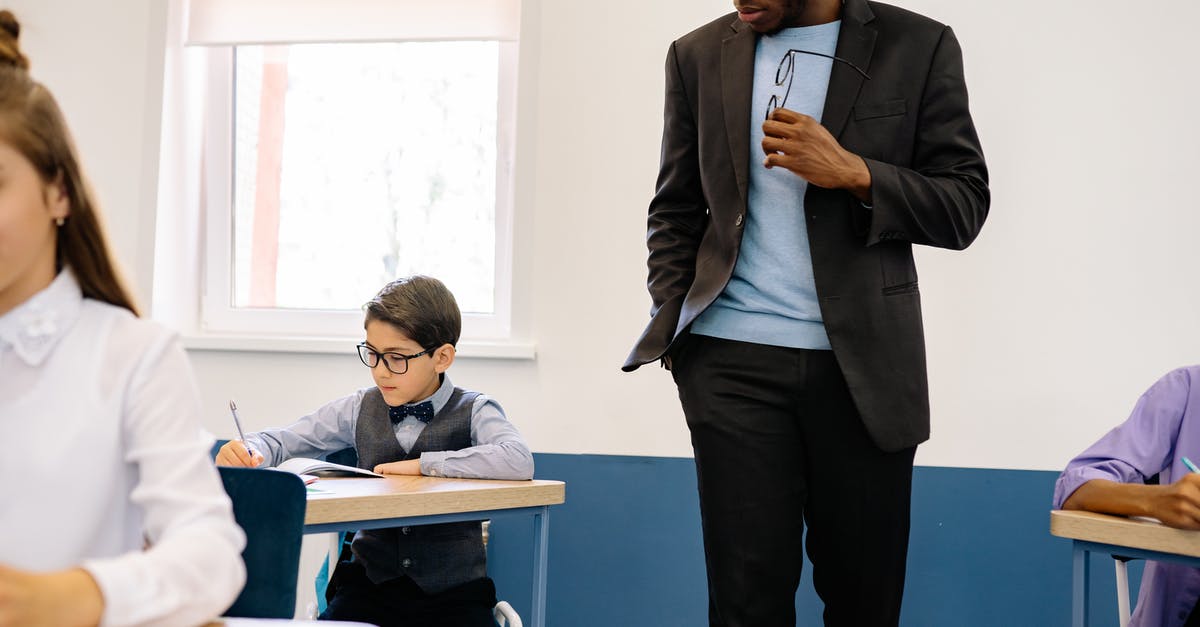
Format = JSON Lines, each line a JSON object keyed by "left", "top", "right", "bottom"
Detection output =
{"left": 623, "top": 0, "right": 990, "bottom": 452}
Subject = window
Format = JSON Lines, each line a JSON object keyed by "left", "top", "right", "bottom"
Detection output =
{"left": 188, "top": 0, "right": 519, "bottom": 341}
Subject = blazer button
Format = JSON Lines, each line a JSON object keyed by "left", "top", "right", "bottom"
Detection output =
{"left": 734, "top": 213, "right": 744, "bottom": 227}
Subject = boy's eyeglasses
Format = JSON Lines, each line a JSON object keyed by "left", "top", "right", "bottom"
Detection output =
{"left": 356, "top": 342, "right": 433, "bottom": 375}
{"left": 766, "top": 48, "right": 871, "bottom": 121}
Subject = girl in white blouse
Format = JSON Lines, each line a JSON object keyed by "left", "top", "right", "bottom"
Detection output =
{"left": 0, "top": 10, "right": 246, "bottom": 627}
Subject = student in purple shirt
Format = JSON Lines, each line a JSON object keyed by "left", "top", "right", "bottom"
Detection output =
{"left": 1054, "top": 366, "right": 1200, "bottom": 627}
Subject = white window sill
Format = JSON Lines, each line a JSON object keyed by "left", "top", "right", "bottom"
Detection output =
{"left": 182, "top": 334, "right": 536, "bottom": 360}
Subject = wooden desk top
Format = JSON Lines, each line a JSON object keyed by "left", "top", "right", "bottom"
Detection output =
{"left": 1050, "top": 509, "right": 1200, "bottom": 558}
{"left": 208, "top": 614, "right": 372, "bottom": 619}
{"left": 304, "top": 476, "right": 565, "bottom": 526}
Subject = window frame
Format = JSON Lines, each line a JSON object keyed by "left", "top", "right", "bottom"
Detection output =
{"left": 198, "top": 41, "right": 518, "bottom": 342}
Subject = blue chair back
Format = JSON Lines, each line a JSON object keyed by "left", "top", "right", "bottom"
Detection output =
{"left": 219, "top": 466, "right": 307, "bottom": 618}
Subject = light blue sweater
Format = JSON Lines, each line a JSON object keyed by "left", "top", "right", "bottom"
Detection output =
{"left": 691, "top": 21, "right": 841, "bottom": 350}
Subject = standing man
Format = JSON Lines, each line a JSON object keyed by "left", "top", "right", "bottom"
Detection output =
{"left": 623, "top": 1, "right": 988, "bottom": 625}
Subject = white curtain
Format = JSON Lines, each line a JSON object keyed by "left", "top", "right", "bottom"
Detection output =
{"left": 185, "top": 0, "right": 521, "bottom": 46}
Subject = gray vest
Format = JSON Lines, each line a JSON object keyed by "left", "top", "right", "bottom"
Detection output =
{"left": 350, "top": 385, "right": 487, "bottom": 593}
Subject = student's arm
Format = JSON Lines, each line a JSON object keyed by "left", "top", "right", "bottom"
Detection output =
{"left": 1054, "top": 368, "right": 1198, "bottom": 524}
{"left": 0, "top": 565, "right": 103, "bottom": 627}
{"left": 1063, "top": 476, "right": 1200, "bottom": 529}
{"left": 387, "top": 396, "right": 534, "bottom": 480}
{"left": 82, "top": 333, "right": 246, "bottom": 627}
{"left": 223, "top": 391, "right": 364, "bottom": 468}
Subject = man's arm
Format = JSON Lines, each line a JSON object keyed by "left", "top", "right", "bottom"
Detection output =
{"left": 761, "top": 26, "right": 989, "bottom": 250}
{"left": 856, "top": 26, "right": 989, "bottom": 249}
{"left": 646, "top": 41, "right": 708, "bottom": 312}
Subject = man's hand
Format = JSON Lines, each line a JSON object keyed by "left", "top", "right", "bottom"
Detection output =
{"left": 1148, "top": 474, "right": 1200, "bottom": 529}
{"left": 374, "top": 459, "right": 422, "bottom": 476}
{"left": 215, "top": 440, "right": 264, "bottom": 468}
{"left": 761, "top": 108, "right": 872, "bottom": 202}
{"left": 0, "top": 566, "right": 103, "bottom": 627}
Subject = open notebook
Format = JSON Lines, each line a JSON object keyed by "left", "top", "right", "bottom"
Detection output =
{"left": 274, "top": 457, "right": 384, "bottom": 479}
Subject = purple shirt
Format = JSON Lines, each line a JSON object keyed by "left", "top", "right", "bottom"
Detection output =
{"left": 1054, "top": 366, "right": 1200, "bottom": 627}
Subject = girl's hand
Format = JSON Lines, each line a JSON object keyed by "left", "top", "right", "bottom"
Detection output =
{"left": 0, "top": 565, "right": 103, "bottom": 627}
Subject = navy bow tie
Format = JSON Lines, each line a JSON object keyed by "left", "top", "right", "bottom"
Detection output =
{"left": 389, "top": 401, "right": 435, "bottom": 424}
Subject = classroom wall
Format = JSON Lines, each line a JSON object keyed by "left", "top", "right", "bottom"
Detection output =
{"left": 10, "top": 1, "right": 1199, "bottom": 625}
{"left": 17, "top": 0, "right": 1200, "bottom": 471}
{"left": 486, "top": 456, "right": 1142, "bottom": 627}
{"left": 186, "top": 0, "right": 1200, "bottom": 472}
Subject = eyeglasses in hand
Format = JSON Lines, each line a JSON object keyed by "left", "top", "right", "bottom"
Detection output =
{"left": 356, "top": 342, "right": 433, "bottom": 375}
{"left": 766, "top": 48, "right": 871, "bottom": 121}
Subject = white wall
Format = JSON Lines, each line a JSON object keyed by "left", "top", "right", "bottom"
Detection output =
{"left": 904, "top": 0, "right": 1200, "bottom": 468}
{"left": 17, "top": 0, "right": 1200, "bottom": 472}
{"left": 6, "top": 0, "right": 165, "bottom": 302}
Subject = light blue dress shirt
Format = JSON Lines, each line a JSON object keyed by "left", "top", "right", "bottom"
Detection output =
{"left": 245, "top": 374, "right": 534, "bottom": 480}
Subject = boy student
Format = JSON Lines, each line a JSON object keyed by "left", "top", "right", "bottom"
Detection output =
{"left": 217, "top": 275, "right": 534, "bottom": 627}
{"left": 1054, "top": 365, "right": 1200, "bottom": 627}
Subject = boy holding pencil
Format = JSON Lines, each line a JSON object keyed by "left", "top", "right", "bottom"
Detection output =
{"left": 217, "top": 275, "right": 533, "bottom": 627}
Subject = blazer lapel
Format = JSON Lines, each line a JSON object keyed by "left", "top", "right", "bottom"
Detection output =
{"left": 721, "top": 18, "right": 756, "bottom": 208}
{"left": 823, "top": 0, "right": 876, "bottom": 139}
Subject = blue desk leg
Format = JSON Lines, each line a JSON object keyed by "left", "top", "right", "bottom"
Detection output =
{"left": 531, "top": 505, "right": 550, "bottom": 627}
{"left": 1073, "top": 542, "right": 1090, "bottom": 627}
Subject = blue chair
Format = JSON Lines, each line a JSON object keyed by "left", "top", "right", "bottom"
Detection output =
{"left": 219, "top": 466, "right": 307, "bottom": 618}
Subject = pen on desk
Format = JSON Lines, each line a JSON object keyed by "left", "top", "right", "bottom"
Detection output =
{"left": 1183, "top": 457, "right": 1200, "bottom": 474}
{"left": 229, "top": 400, "right": 256, "bottom": 458}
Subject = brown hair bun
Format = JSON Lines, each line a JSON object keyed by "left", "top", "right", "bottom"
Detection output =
{"left": 0, "top": 10, "right": 29, "bottom": 70}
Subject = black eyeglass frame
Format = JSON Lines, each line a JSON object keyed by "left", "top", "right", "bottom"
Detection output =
{"left": 356, "top": 342, "right": 433, "bottom": 375}
{"left": 766, "top": 48, "right": 871, "bottom": 120}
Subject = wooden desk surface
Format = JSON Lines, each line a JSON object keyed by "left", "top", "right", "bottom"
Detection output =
{"left": 304, "top": 476, "right": 565, "bottom": 526}
{"left": 1050, "top": 509, "right": 1200, "bottom": 558}
{"left": 208, "top": 614, "right": 372, "bottom": 619}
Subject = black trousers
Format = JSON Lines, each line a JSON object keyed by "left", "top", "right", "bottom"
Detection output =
{"left": 672, "top": 335, "right": 916, "bottom": 627}
{"left": 320, "top": 559, "right": 497, "bottom": 627}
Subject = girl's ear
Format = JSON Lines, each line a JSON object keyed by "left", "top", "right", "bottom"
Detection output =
{"left": 432, "top": 343, "right": 456, "bottom": 373}
{"left": 46, "top": 172, "right": 69, "bottom": 221}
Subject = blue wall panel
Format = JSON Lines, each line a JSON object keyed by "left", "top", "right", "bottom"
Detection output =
{"left": 488, "top": 454, "right": 709, "bottom": 625}
{"left": 488, "top": 455, "right": 1142, "bottom": 626}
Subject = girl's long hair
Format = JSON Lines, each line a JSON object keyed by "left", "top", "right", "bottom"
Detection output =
{"left": 0, "top": 10, "right": 139, "bottom": 315}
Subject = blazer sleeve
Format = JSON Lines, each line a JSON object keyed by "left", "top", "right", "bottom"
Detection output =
{"left": 645, "top": 41, "right": 709, "bottom": 313}
{"left": 862, "top": 26, "right": 990, "bottom": 250}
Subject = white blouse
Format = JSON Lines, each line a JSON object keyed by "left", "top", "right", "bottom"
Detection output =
{"left": 0, "top": 271, "right": 246, "bottom": 627}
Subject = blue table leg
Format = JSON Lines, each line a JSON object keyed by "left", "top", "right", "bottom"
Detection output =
{"left": 1073, "top": 542, "right": 1090, "bottom": 627}
{"left": 531, "top": 505, "right": 550, "bottom": 627}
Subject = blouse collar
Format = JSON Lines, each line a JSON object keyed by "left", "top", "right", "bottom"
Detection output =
{"left": 0, "top": 270, "right": 83, "bottom": 367}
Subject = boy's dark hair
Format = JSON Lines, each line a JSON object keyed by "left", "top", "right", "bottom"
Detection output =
{"left": 363, "top": 275, "right": 462, "bottom": 349}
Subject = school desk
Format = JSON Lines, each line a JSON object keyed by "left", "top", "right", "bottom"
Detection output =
{"left": 208, "top": 614, "right": 372, "bottom": 619}
{"left": 303, "top": 476, "right": 566, "bottom": 627}
{"left": 1050, "top": 509, "right": 1200, "bottom": 627}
